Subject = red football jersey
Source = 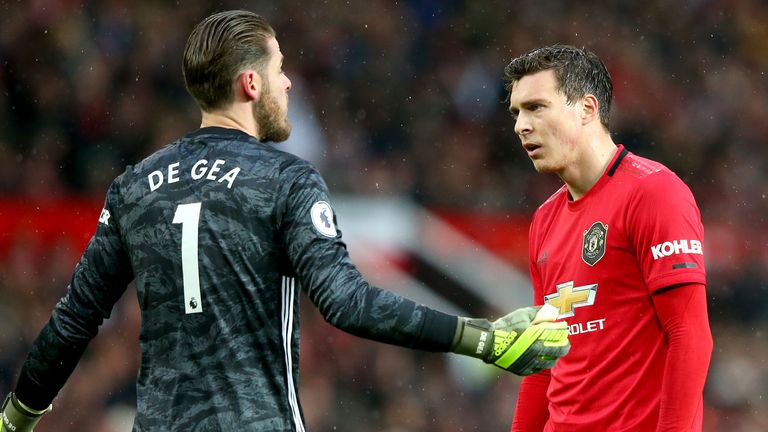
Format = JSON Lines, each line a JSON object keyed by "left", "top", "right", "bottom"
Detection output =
{"left": 528, "top": 146, "right": 706, "bottom": 431}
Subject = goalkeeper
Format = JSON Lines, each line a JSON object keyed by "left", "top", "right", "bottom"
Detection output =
{"left": 1, "top": 10, "right": 569, "bottom": 432}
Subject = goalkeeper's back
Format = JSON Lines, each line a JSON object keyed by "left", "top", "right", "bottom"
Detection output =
{"left": 120, "top": 127, "right": 310, "bottom": 430}
{"left": 16, "top": 126, "right": 323, "bottom": 431}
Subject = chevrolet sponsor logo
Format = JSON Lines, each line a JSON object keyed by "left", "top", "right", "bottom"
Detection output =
{"left": 545, "top": 281, "right": 597, "bottom": 318}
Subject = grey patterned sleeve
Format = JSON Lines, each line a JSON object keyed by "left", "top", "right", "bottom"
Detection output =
{"left": 15, "top": 178, "right": 134, "bottom": 410}
{"left": 277, "top": 161, "right": 456, "bottom": 352}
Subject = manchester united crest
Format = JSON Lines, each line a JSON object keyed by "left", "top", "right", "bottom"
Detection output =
{"left": 582, "top": 221, "right": 608, "bottom": 266}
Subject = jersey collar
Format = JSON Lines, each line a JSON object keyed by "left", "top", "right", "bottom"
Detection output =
{"left": 565, "top": 144, "right": 629, "bottom": 211}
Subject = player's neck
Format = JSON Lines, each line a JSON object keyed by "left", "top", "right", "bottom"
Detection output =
{"left": 561, "top": 135, "right": 617, "bottom": 201}
{"left": 200, "top": 108, "right": 259, "bottom": 139}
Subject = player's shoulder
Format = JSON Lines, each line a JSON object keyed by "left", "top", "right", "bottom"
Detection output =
{"left": 622, "top": 152, "right": 684, "bottom": 184}
{"left": 618, "top": 152, "right": 669, "bottom": 179}
{"left": 129, "top": 127, "right": 312, "bottom": 175}
{"left": 617, "top": 150, "right": 694, "bottom": 201}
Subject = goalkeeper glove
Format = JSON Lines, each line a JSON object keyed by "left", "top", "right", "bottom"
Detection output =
{"left": 0, "top": 393, "right": 51, "bottom": 432}
{"left": 451, "top": 305, "right": 570, "bottom": 376}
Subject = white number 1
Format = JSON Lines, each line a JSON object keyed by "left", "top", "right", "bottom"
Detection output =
{"left": 172, "top": 202, "right": 203, "bottom": 314}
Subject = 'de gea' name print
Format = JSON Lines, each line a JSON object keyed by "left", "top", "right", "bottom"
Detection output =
{"left": 147, "top": 159, "right": 241, "bottom": 191}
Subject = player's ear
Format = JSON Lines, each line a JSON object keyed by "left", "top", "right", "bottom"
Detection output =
{"left": 581, "top": 94, "right": 599, "bottom": 126}
{"left": 238, "top": 70, "right": 261, "bottom": 102}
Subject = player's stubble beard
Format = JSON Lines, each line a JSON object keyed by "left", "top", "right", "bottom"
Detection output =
{"left": 253, "top": 76, "right": 292, "bottom": 143}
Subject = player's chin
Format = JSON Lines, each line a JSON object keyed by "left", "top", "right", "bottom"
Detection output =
{"left": 261, "top": 121, "right": 292, "bottom": 143}
{"left": 531, "top": 160, "right": 555, "bottom": 173}
{"left": 274, "top": 122, "right": 293, "bottom": 143}
{"left": 280, "top": 120, "right": 292, "bottom": 140}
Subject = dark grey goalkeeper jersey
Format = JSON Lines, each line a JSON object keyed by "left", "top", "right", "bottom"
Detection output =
{"left": 16, "top": 127, "right": 456, "bottom": 431}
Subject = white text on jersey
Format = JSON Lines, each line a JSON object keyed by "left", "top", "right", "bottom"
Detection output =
{"left": 650, "top": 239, "right": 702, "bottom": 260}
{"left": 569, "top": 318, "right": 606, "bottom": 335}
{"left": 148, "top": 159, "right": 241, "bottom": 191}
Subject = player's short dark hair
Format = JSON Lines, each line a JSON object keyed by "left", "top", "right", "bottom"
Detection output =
{"left": 504, "top": 44, "right": 613, "bottom": 130}
{"left": 183, "top": 10, "right": 276, "bottom": 111}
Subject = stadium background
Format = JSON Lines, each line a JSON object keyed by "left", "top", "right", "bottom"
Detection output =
{"left": 1, "top": 0, "right": 766, "bottom": 431}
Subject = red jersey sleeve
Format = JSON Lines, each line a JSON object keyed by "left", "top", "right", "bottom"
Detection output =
{"left": 652, "top": 283, "right": 712, "bottom": 431}
{"left": 627, "top": 169, "right": 706, "bottom": 293}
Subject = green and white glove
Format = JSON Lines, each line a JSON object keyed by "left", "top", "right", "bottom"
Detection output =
{"left": 451, "top": 305, "right": 570, "bottom": 375}
{"left": 0, "top": 393, "right": 51, "bottom": 432}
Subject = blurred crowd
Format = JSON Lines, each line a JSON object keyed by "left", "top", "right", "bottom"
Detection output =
{"left": 1, "top": 0, "right": 767, "bottom": 431}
